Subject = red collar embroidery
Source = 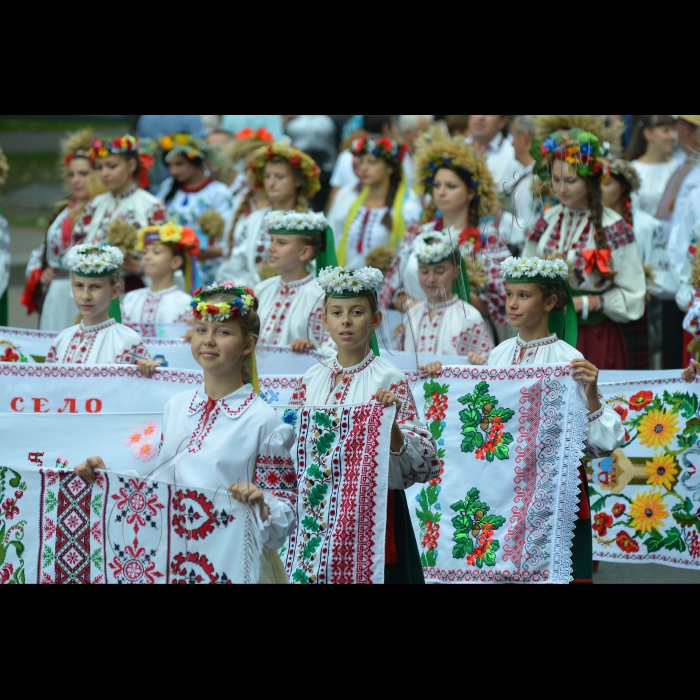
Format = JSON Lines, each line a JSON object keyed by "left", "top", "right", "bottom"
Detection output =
{"left": 180, "top": 176, "right": 215, "bottom": 194}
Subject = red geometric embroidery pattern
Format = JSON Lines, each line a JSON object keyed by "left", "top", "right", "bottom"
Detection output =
{"left": 54, "top": 473, "right": 94, "bottom": 584}
{"left": 452, "top": 322, "right": 494, "bottom": 356}
{"left": 255, "top": 455, "right": 297, "bottom": 509}
{"left": 109, "top": 537, "right": 164, "bottom": 584}
{"left": 172, "top": 489, "right": 234, "bottom": 540}
{"left": 111, "top": 476, "right": 165, "bottom": 535}
{"left": 170, "top": 552, "right": 232, "bottom": 584}
{"left": 114, "top": 342, "right": 150, "bottom": 365}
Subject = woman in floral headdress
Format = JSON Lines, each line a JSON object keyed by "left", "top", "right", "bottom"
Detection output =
{"left": 328, "top": 135, "right": 422, "bottom": 271}
{"left": 217, "top": 142, "right": 321, "bottom": 288}
{"left": 379, "top": 130, "right": 512, "bottom": 339}
{"left": 23, "top": 129, "right": 106, "bottom": 331}
{"left": 524, "top": 128, "right": 646, "bottom": 369}
{"left": 72, "top": 135, "right": 167, "bottom": 292}
{"left": 156, "top": 133, "right": 233, "bottom": 287}
{"left": 600, "top": 157, "right": 678, "bottom": 369}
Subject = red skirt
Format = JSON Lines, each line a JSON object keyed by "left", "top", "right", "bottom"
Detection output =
{"left": 576, "top": 318, "right": 629, "bottom": 370}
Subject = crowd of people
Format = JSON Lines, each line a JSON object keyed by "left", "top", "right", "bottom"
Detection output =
{"left": 1, "top": 113, "right": 699, "bottom": 584}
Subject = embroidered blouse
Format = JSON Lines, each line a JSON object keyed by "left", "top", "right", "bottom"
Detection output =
{"left": 159, "top": 385, "right": 297, "bottom": 550}
{"left": 46, "top": 318, "right": 150, "bottom": 365}
{"left": 121, "top": 286, "right": 193, "bottom": 335}
{"left": 290, "top": 352, "right": 440, "bottom": 490}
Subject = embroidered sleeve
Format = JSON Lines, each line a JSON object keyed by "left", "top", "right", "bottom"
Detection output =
{"left": 477, "top": 247, "right": 509, "bottom": 326}
{"left": 525, "top": 213, "right": 548, "bottom": 243}
{"left": 604, "top": 218, "right": 636, "bottom": 251}
{"left": 583, "top": 403, "right": 625, "bottom": 459}
{"left": 254, "top": 453, "right": 298, "bottom": 510}
{"left": 46, "top": 345, "right": 58, "bottom": 364}
{"left": 289, "top": 381, "right": 307, "bottom": 406}
{"left": 386, "top": 380, "right": 440, "bottom": 489}
{"left": 175, "top": 309, "right": 193, "bottom": 324}
{"left": 115, "top": 342, "right": 151, "bottom": 365}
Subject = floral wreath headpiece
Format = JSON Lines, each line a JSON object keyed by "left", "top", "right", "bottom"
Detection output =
{"left": 423, "top": 155, "right": 482, "bottom": 203}
{"left": 601, "top": 157, "right": 641, "bottom": 193}
{"left": 317, "top": 266, "right": 384, "bottom": 299}
{"left": 89, "top": 135, "right": 139, "bottom": 160}
{"left": 500, "top": 256, "right": 577, "bottom": 348}
{"left": 63, "top": 149, "right": 94, "bottom": 167}
{"left": 531, "top": 128, "right": 605, "bottom": 181}
{"left": 190, "top": 282, "right": 256, "bottom": 322}
{"left": 65, "top": 244, "right": 124, "bottom": 277}
{"left": 246, "top": 143, "right": 321, "bottom": 198}
{"left": 263, "top": 210, "right": 329, "bottom": 235}
{"left": 351, "top": 136, "right": 407, "bottom": 165}
{"left": 156, "top": 133, "right": 213, "bottom": 163}
{"left": 235, "top": 127, "right": 274, "bottom": 143}
{"left": 414, "top": 231, "right": 458, "bottom": 266}
{"left": 136, "top": 221, "right": 201, "bottom": 256}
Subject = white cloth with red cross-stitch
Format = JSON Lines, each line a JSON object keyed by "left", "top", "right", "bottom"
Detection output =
{"left": 121, "top": 286, "right": 193, "bottom": 333}
{"left": 46, "top": 319, "right": 150, "bottom": 365}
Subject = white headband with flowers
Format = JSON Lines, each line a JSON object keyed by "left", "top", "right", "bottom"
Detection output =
{"left": 317, "top": 266, "right": 384, "bottom": 298}
{"left": 413, "top": 231, "right": 457, "bottom": 265}
{"left": 264, "top": 210, "right": 329, "bottom": 233}
{"left": 500, "top": 256, "right": 568, "bottom": 281}
{"left": 65, "top": 244, "right": 124, "bottom": 277}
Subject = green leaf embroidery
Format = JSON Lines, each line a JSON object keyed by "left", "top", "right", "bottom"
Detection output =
{"left": 302, "top": 535, "right": 322, "bottom": 561}
{"left": 292, "top": 569, "right": 309, "bottom": 584}
{"left": 429, "top": 420, "right": 442, "bottom": 441}
{"left": 644, "top": 531, "right": 665, "bottom": 553}
{"left": 481, "top": 515, "right": 506, "bottom": 529}
{"left": 301, "top": 516, "right": 320, "bottom": 533}
{"left": 483, "top": 550, "right": 497, "bottom": 567}
{"left": 489, "top": 407, "right": 515, "bottom": 422}
{"left": 42, "top": 545, "right": 55, "bottom": 568}
{"left": 314, "top": 411, "right": 333, "bottom": 430}
{"left": 90, "top": 548, "right": 103, "bottom": 568}
{"left": 662, "top": 526, "right": 686, "bottom": 553}
{"left": 459, "top": 408, "right": 481, "bottom": 427}
{"left": 45, "top": 491, "right": 57, "bottom": 513}
{"left": 91, "top": 493, "right": 103, "bottom": 516}
{"left": 307, "top": 483, "right": 328, "bottom": 508}
{"left": 460, "top": 427, "right": 483, "bottom": 453}
{"left": 306, "top": 464, "right": 323, "bottom": 481}
{"left": 316, "top": 431, "right": 336, "bottom": 456}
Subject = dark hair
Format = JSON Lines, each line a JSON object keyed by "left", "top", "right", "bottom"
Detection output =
{"left": 163, "top": 154, "right": 205, "bottom": 203}
{"left": 363, "top": 115, "right": 393, "bottom": 134}
{"left": 608, "top": 172, "right": 634, "bottom": 228}
{"left": 203, "top": 291, "right": 260, "bottom": 384}
{"left": 296, "top": 234, "right": 325, "bottom": 259}
{"left": 625, "top": 115, "right": 676, "bottom": 161}
{"left": 539, "top": 283, "right": 569, "bottom": 312}
{"left": 445, "top": 115, "right": 470, "bottom": 135}
{"left": 324, "top": 292, "right": 379, "bottom": 316}
{"left": 380, "top": 157, "right": 404, "bottom": 231}
{"left": 584, "top": 175, "right": 609, "bottom": 258}
{"left": 123, "top": 152, "right": 141, "bottom": 187}
{"left": 420, "top": 167, "right": 479, "bottom": 227}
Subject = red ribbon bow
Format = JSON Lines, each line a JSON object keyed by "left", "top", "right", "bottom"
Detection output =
{"left": 582, "top": 248, "right": 611, "bottom": 275}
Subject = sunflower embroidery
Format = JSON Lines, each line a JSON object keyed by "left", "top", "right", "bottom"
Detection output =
{"left": 629, "top": 490, "right": 669, "bottom": 535}
{"left": 637, "top": 408, "right": 680, "bottom": 450}
{"left": 644, "top": 453, "right": 678, "bottom": 490}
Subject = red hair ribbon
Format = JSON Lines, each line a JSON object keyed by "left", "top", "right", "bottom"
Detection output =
{"left": 138, "top": 153, "right": 155, "bottom": 190}
{"left": 582, "top": 248, "right": 611, "bottom": 275}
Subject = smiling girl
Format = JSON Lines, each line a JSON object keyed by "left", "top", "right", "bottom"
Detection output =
{"left": 525, "top": 128, "right": 646, "bottom": 369}
{"left": 23, "top": 129, "right": 106, "bottom": 331}
{"left": 218, "top": 143, "right": 321, "bottom": 289}
{"left": 120, "top": 222, "right": 201, "bottom": 334}
{"left": 45, "top": 244, "right": 150, "bottom": 365}
{"left": 289, "top": 266, "right": 439, "bottom": 583}
{"left": 78, "top": 283, "right": 297, "bottom": 583}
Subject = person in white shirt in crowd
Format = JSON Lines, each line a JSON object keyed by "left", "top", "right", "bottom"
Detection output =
{"left": 501, "top": 115, "right": 538, "bottom": 255}
{"left": 398, "top": 115, "right": 435, "bottom": 155}
{"left": 466, "top": 115, "right": 521, "bottom": 193}
{"left": 445, "top": 115, "right": 470, "bottom": 138}
{"left": 627, "top": 115, "right": 680, "bottom": 217}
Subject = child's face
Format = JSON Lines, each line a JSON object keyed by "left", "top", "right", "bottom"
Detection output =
{"left": 550, "top": 159, "right": 588, "bottom": 209}
{"left": 505, "top": 283, "right": 556, "bottom": 331}
{"left": 95, "top": 155, "right": 134, "bottom": 194}
{"left": 71, "top": 274, "right": 121, "bottom": 325}
{"left": 168, "top": 154, "right": 202, "bottom": 185}
{"left": 418, "top": 259, "right": 459, "bottom": 302}
{"left": 141, "top": 243, "right": 183, "bottom": 280}
{"left": 191, "top": 317, "right": 253, "bottom": 377}
{"left": 267, "top": 235, "right": 311, "bottom": 273}
{"left": 323, "top": 296, "right": 381, "bottom": 354}
{"left": 263, "top": 162, "right": 300, "bottom": 205}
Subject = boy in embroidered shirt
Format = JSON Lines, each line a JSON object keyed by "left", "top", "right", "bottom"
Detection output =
{"left": 255, "top": 210, "right": 337, "bottom": 353}
{"left": 121, "top": 222, "right": 200, "bottom": 336}
{"left": 396, "top": 229, "right": 494, "bottom": 364}
{"left": 46, "top": 244, "right": 150, "bottom": 365}
{"left": 76, "top": 283, "right": 297, "bottom": 584}
{"left": 468, "top": 255, "right": 625, "bottom": 583}
{"left": 289, "top": 265, "right": 439, "bottom": 583}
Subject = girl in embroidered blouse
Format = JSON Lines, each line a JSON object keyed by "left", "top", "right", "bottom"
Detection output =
{"left": 218, "top": 143, "right": 321, "bottom": 289}
{"left": 469, "top": 256, "right": 624, "bottom": 582}
{"left": 46, "top": 245, "right": 150, "bottom": 365}
{"left": 73, "top": 135, "right": 167, "bottom": 293}
{"left": 289, "top": 266, "right": 440, "bottom": 583}
{"left": 77, "top": 283, "right": 297, "bottom": 584}
{"left": 120, "top": 222, "right": 200, "bottom": 336}
{"left": 155, "top": 134, "right": 233, "bottom": 287}
{"left": 523, "top": 127, "right": 646, "bottom": 370}
{"left": 328, "top": 135, "right": 422, "bottom": 272}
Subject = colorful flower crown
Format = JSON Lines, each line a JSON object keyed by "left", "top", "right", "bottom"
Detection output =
{"left": 351, "top": 136, "right": 407, "bottom": 165}
{"left": 532, "top": 128, "right": 604, "bottom": 180}
{"left": 157, "top": 133, "right": 213, "bottom": 163}
{"left": 136, "top": 221, "right": 202, "bottom": 256}
{"left": 190, "top": 282, "right": 256, "bottom": 322}
{"left": 414, "top": 231, "right": 458, "bottom": 265}
{"left": 246, "top": 143, "right": 321, "bottom": 198}
{"left": 264, "top": 210, "right": 329, "bottom": 234}
{"left": 65, "top": 244, "right": 124, "bottom": 277}
{"left": 235, "top": 127, "right": 274, "bottom": 143}
{"left": 317, "top": 266, "right": 384, "bottom": 298}
{"left": 500, "top": 256, "right": 569, "bottom": 281}
{"left": 422, "top": 155, "right": 482, "bottom": 203}
{"left": 601, "top": 157, "right": 641, "bottom": 193}
{"left": 89, "top": 135, "right": 139, "bottom": 160}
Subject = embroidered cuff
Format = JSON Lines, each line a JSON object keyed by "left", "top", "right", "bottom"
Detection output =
{"left": 597, "top": 295, "right": 606, "bottom": 313}
{"left": 587, "top": 406, "right": 604, "bottom": 422}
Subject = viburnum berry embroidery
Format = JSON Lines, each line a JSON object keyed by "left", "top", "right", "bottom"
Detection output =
{"left": 414, "top": 380, "right": 448, "bottom": 567}
{"left": 458, "top": 381, "right": 514, "bottom": 461}
{"left": 450, "top": 487, "right": 506, "bottom": 568}
{"left": 0, "top": 467, "right": 27, "bottom": 584}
